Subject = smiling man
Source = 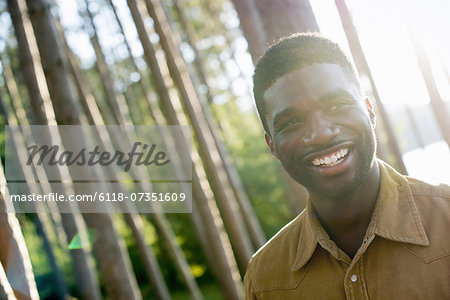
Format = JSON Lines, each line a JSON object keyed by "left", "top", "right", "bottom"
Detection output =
{"left": 244, "top": 33, "right": 450, "bottom": 299}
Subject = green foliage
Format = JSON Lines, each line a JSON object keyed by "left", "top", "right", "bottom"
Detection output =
{"left": 20, "top": 214, "right": 74, "bottom": 299}
{"left": 113, "top": 212, "right": 214, "bottom": 299}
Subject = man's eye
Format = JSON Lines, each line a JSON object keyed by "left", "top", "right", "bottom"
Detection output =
{"left": 328, "top": 102, "right": 347, "bottom": 112}
{"left": 285, "top": 118, "right": 299, "bottom": 126}
{"left": 275, "top": 118, "right": 300, "bottom": 133}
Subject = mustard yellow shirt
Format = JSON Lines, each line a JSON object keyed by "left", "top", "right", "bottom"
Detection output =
{"left": 245, "top": 161, "right": 450, "bottom": 299}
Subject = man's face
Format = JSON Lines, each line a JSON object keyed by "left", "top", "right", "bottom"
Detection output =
{"left": 263, "top": 63, "right": 377, "bottom": 199}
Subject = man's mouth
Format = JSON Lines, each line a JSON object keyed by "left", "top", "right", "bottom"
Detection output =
{"left": 310, "top": 147, "right": 349, "bottom": 167}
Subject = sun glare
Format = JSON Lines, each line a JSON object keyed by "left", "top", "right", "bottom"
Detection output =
{"left": 310, "top": 0, "right": 450, "bottom": 184}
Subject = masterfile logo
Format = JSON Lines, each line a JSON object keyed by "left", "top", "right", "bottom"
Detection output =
{"left": 26, "top": 142, "right": 170, "bottom": 171}
{"left": 4, "top": 125, "right": 192, "bottom": 213}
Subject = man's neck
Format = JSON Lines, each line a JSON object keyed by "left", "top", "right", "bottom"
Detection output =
{"left": 310, "top": 163, "right": 381, "bottom": 258}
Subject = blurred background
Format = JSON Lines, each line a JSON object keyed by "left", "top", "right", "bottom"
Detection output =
{"left": 0, "top": 0, "right": 449, "bottom": 299}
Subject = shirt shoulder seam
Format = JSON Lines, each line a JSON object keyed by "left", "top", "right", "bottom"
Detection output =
{"left": 250, "top": 211, "right": 306, "bottom": 261}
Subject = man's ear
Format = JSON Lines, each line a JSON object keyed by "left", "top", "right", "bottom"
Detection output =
{"left": 364, "top": 97, "right": 376, "bottom": 128}
{"left": 265, "top": 132, "right": 279, "bottom": 160}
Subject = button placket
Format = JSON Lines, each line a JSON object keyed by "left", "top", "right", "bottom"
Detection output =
{"left": 344, "top": 254, "right": 369, "bottom": 299}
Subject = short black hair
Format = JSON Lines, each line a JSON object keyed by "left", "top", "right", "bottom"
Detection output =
{"left": 253, "top": 32, "right": 360, "bottom": 134}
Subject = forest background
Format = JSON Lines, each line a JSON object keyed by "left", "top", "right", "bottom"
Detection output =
{"left": 0, "top": 0, "right": 449, "bottom": 299}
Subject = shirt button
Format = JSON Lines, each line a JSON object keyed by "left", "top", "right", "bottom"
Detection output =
{"left": 363, "top": 238, "right": 368, "bottom": 244}
{"left": 350, "top": 274, "right": 358, "bottom": 282}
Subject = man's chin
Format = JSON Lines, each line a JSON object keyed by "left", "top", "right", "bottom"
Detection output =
{"left": 294, "top": 166, "right": 370, "bottom": 200}
{"left": 309, "top": 182, "right": 359, "bottom": 200}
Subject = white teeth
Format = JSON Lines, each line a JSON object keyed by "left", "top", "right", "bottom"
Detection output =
{"left": 311, "top": 147, "right": 349, "bottom": 167}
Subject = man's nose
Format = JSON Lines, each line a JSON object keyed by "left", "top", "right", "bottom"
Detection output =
{"left": 302, "top": 112, "right": 339, "bottom": 146}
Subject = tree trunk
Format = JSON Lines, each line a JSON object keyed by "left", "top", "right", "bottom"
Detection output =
{"left": 203, "top": 1, "right": 254, "bottom": 99}
{"left": 78, "top": 0, "right": 131, "bottom": 126}
{"left": 105, "top": 0, "right": 158, "bottom": 120}
{"left": 409, "top": 32, "right": 450, "bottom": 147}
{"left": 25, "top": 0, "right": 143, "bottom": 299}
{"left": 71, "top": 3, "right": 207, "bottom": 298}
{"left": 126, "top": 0, "right": 244, "bottom": 298}
{"left": 107, "top": 0, "right": 234, "bottom": 286}
{"left": 6, "top": 0, "right": 47, "bottom": 125}
{"left": 334, "top": 0, "right": 409, "bottom": 173}
{"left": 0, "top": 157, "right": 39, "bottom": 300}
{"left": 230, "top": 0, "right": 266, "bottom": 63}
{"left": 171, "top": 0, "right": 266, "bottom": 249}
{"left": 1, "top": 61, "right": 69, "bottom": 300}
{"left": 65, "top": 39, "right": 172, "bottom": 299}
{"left": 0, "top": 261, "right": 17, "bottom": 300}
{"left": 171, "top": 0, "right": 214, "bottom": 104}
{"left": 233, "top": 0, "right": 319, "bottom": 61}
{"left": 0, "top": 53, "right": 67, "bottom": 250}
{"left": 440, "top": 56, "right": 450, "bottom": 86}
{"left": 256, "top": 0, "right": 319, "bottom": 43}
{"left": 8, "top": 1, "right": 104, "bottom": 299}
{"left": 143, "top": 0, "right": 255, "bottom": 271}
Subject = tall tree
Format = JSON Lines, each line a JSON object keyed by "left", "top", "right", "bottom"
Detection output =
{"left": 73, "top": 3, "right": 205, "bottom": 298}
{"left": 7, "top": 1, "right": 103, "bottom": 299}
{"left": 104, "top": 0, "right": 155, "bottom": 117}
{"left": 78, "top": 0, "right": 131, "bottom": 126}
{"left": 169, "top": 0, "right": 266, "bottom": 249}
{"left": 409, "top": 32, "right": 450, "bottom": 147}
{"left": 6, "top": 0, "right": 47, "bottom": 125}
{"left": 64, "top": 37, "right": 172, "bottom": 300}
{"left": 334, "top": 0, "right": 408, "bottom": 173}
{"left": 171, "top": 0, "right": 214, "bottom": 104}
{"left": 0, "top": 53, "right": 67, "bottom": 251}
{"left": 105, "top": 0, "right": 244, "bottom": 294}
{"left": 232, "top": 0, "right": 317, "bottom": 213}
{"left": 0, "top": 155, "right": 39, "bottom": 300}
{"left": 229, "top": 0, "right": 266, "bottom": 63}
{"left": 126, "top": 0, "right": 244, "bottom": 298}
{"left": 0, "top": 261, "right": 17, "bottom": 300}
{"left": 1, "top": 57, "right": 69, "bottom": 299}
{"left": 143, "top": 0, "right": 255, "bottom": 270}
{"left": 232, "top": 0, "right": 318, "bottom": 61}
{"left": 24, "top": 0, "right": 142, "bottom": 298}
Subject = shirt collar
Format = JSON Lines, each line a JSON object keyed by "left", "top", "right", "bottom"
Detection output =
{"left": 291, "top": 199, "right": 318, "bottom": 271}
{"left": 372, "top": 160, "right": 429, "bottom": 246}
{"left": 292, "top": 159, "right": 429, "bottom": 271}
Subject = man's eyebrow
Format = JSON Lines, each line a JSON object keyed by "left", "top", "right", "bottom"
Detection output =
{"left": 272, "top": 108, "right": 296, "bottom": 128}
{"left": 320, "top": 89, "right": 356, "bottom": 102}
